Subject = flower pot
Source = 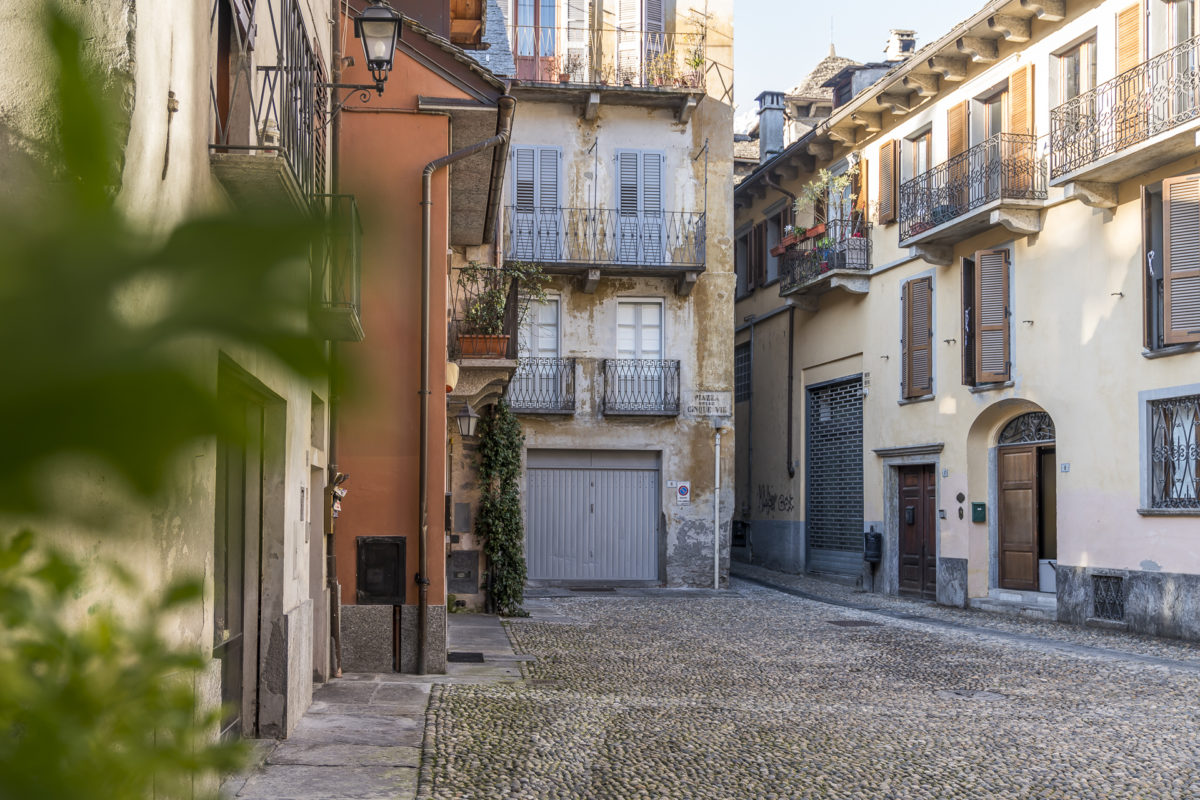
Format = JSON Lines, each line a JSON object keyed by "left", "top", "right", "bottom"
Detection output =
{"left": 559, "top": 73, "right": 571, "bottom": 83}
{"left": 805, "top": 223, "right": 826, "bottom": 239}
{"left": 458, "top": 334, "right": 510, "bottom": 359}
{"left": 779, "top": 232, "right": 800, "bottom": 248}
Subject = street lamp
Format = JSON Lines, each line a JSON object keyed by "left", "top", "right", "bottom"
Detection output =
{"left": 455, "top": 403, "right": 480, "bottom": 439}
{"left": 354, "top": 1, "right": 402, "bottom": 94}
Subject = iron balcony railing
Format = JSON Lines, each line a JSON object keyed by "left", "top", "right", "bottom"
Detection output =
{"left": 311, "top": 194, "right": 363, "bottom": 341}
{"left": 503, "top": 207, "right": 705, "bottom": 268}
{"left": 602, "top": 359, "right": 681, "bottom": 415}
{"left": 507, "top": 357, "right": 577, "bottom": 413}
{"left": 510, "top": 26, "right": 706, "bottom": 89}
{"left": 448, "top": 264, "right": 520, "bottom": 360}
{"left": 899, "top": 132, "right": 1046, "bottom": 242}
{"left": 209, "top": 0, "right": 327, "bottom": 200}
{"left": 1051, "top": 35, "right": 1200, "bottom": 179}
{"left": 779, "top": 218, "right": 873, "bottom": 295}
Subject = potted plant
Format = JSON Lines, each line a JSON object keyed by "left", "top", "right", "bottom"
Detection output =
{"left": 454, "top": 260, "right": 547, "bottom": 359}
{"left": 793, "top": 163, "right": 859, "bottom": 241}
{"left": 684, "top": 44, "right": 705, "bottom": 87}
{"left": 560, "top": 52, "right": 584, "bottom": 83}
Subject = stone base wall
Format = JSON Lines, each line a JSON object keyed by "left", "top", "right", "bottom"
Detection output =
{"left": 740, "top": 519, "right": 805, "bottom": 574}
{"left": 1057, "top": 564, "right": 1200, "bottom": 642}
{"left": 936, "top": 558, "right": 968, "bottom": 608}
{"left": 341, "top": 604, "right": 393, "bottom": 672}
{"left": 401, "top": 604, "right": 447, "bottom": 674}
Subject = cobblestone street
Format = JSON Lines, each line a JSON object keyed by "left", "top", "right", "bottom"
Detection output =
{"left": 422, "top": 579, "right": 1200, "bottom": 800}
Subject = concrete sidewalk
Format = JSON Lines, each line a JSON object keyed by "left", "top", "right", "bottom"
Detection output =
{"left": 223, "top": 612, "right": 523, "bottom": 800}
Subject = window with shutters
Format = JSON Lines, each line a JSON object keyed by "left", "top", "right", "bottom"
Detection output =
{"left": 961, "top": 249, "right": 1012, "bottom": 386}
{"left": 615, "top": 149, "right": 666, "bottom": 264}
{"left": 735, "top": 230, "right": 750, "bottom": 297}
{"left": 765, "top": 214, "right": 782, "bottom": 284}
{"left": 901, "top": 276, "right": 934, "bottom": 400}
{"left": 734, "top": 342, "right": 752, "bottom": 402}
{"left": 509, "top": 145, "right": 561, "bottom": 261}
{"left": 1144, "top": 172, "right": 1200, "bottom": 350}
{"left": 878, "top": 140, "right": 898, "bottom": 225}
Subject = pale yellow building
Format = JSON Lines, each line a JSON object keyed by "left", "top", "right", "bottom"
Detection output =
{"left": 734, "top": 0, "right": 1200, "bottom": 640}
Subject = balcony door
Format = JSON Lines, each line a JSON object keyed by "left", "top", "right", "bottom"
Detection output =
{"left": 511, "top": 146, "right": 560, "bottom": 262}
{"left": 616, "top": 301, "right": 664, "bottom": 408}
{"left": 978, "top": 89, "right": 1006, "bottom": 204}
{"left": 514, "top": 0, "right": 557, "bottom": 81}
{"left": 513, "top": 298, "right": 564, "bottom": 407}
{"left": 616, "top": 150, "right": 665, "bottom": 264}
{"left": 618, "top": 0, "right": 666, "bottom": 85}
{"left": 1152, "top": 0, "right": 1200, "bottom": 131}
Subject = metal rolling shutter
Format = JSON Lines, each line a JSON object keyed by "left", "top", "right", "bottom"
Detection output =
{"left": 805, "top": 377, "right": 864, "bottom": 576}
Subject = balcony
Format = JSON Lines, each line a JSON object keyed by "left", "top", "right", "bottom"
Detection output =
{"left": 779, "top": 219, "right": 873, "bottom": 297}
{"left": 502, "top": 207, "right": 705, "bottom": 294}
{"left": 899, "top": 133, "right": 1046, "bottom": 254}
{"left": 209, "top": 0, "right": 326, "bottom": 209}
{"left": 1050, "top": 35, "right": 1200, "bottom": 190}
{"left": 602, "top": 359, "right": 681, "bottom": 416}
{"left": 508, "top": 26, "right": 705, "bottom": 121}
{"left": 506, "top": 358, "right": 577, "bottom": 413}
{"left": 311, "top": 194, "right": 363, "bottom": 342}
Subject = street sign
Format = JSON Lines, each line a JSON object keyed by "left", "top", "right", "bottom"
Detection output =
{"left": 676, "top": 482, "right": 691, "bottom": 505}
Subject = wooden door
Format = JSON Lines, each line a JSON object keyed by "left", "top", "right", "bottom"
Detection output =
{"left": 514, "top": 0, "right": 557, "bottom": 81}
{"left": 898, "top": 464, "right": 937, "bottom": 599}
{"left": 998, "top": 445, "right": 1038, "bottom": 590}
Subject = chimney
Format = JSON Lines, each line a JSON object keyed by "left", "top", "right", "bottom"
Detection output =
{"left": 884, "top": 29, "right": 917, "bottom": 62}
{"left": 756, "top": 90, "right": 785, "bottom": 164}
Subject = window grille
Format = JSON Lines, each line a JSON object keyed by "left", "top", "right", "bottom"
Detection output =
{"left": 998, "top": 412, "right": 1055, "bottom": 445}
{"left": 734, "top": 343, "right": 751, "bottom": 402}
{"left": 1150, "top": 394, "right": 1200, "bottom": 509}
{"left": 1092, "top": 575, "right": 1125, "bottom": 621}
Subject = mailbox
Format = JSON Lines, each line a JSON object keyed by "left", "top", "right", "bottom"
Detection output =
{"left": 863, "top": 530, "right": 883, "bottom": 564}
{"left": 971, "top": 502, "right": 987, "bottom": 523}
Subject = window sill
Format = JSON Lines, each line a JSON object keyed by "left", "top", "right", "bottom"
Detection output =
{"left": 968, "top": 380, "right": 1014, "bottom": 394}
{"left": 898, "top": 394, "right": 935, "bottom": 406}
{"left": 1137, "top": 507, "right": 1200, "bottom": 517}
{"left": 1142, "top": 343, "right": 1200, "bottom": 359}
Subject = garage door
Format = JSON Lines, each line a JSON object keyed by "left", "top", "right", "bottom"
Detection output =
{"left": 805, "top": 376, "right": 864, "bottom": 577}
{"left": 526, "top": 449, "right": 660, "bottom": 581}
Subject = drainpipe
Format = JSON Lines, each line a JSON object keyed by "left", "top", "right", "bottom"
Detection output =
{"left": 418, "top": 95, "right": 516, "bottom": 674}
{"left": 327, "top": 0, "right": 343, "bottom": 678}
{"left": 714, "top": 422, "right": 723, "bottom": 589}
{"left": 786, "top": 306, "right": 795, "bottom": 478}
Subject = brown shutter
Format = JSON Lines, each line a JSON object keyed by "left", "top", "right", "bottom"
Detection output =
{"left": 1142, "top": 186, "right": 1154, "bottom": 349}
{"left": 855, "top": 158, "right": 869, "bottom": 212}
{"left": 1163, "top": 174, "right": 1200, "bottom": 344}
{"left": 1116, "top": 3, "right": 1143, "bottom": 74}
{"left": 878, "top": 141, "right": 897, "bottom": 224}
{"left": 947, "top": 101, "right": 968, "bottom": 158}
{"left": 746, "top": 226, "right": 758, "bottom": 291}
{"left": 961, "top": 256, "right": 977, "bottom": 386}
{"left": 975, "top": 249, "right": 1011, "bottom": 382}
{"left": 1007, "top": 64, "right": 1034, "bottom": 136}
{"left": 904, "top": 277, "right": 933, "bottom": 398}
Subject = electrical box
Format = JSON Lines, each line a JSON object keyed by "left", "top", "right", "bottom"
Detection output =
{"left": 971, "top": 502, "right": 986, "bottom": 523}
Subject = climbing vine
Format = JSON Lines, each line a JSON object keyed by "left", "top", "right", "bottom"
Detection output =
{"left": 476, "top": 400, "right": 527, "bottom": 616}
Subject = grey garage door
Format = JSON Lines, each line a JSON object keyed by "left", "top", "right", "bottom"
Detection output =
{"left": 526, "top": 449, "right": 660, "bottom": 581}
{"left": 805, "top": 376, "right": 864, "bottom": 577}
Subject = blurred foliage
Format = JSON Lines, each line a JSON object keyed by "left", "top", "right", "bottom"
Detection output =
{"left": 477, "top": 400, "right": 527, "bottom": 616}
{"left": 0, "top": 530, "right": 245, "bottom": 800}
{"left": 0, "top": 4, "right": 326, "bottom": 515}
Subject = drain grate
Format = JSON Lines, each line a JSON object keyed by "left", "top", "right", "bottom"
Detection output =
{"left": 827, "top": 620, "right": 883, "bottom": 628}
{"left": 447, "top": 651, "right": 485, "bottom": 663}
{"left": 936, "top": 689, "right": 1007, "bottom": 701}
{"left": 570, "top": 587, "right": 615, "bottom": 593}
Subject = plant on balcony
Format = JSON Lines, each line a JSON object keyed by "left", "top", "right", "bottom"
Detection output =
{"left": 476, "top": 400, "right": 527, "bottom": 616}
{"left": 561, "top": 51, "right": 585, "bottom": 82}
{"left": 647, "top": 50, "right": 676, "bottom": 86}
{"left": 454, "top": 260, "right": 547, "bottom": 358}
{"left": 793, "top": 163, "right": 859, "bottom": 229}
{"left": 684, "top": 43, "right": 705, "bottom": 86}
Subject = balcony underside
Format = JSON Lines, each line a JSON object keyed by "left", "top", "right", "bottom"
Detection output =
{"left": 780, "top": 269, "right": 870, "bottom": 298}
{"left": 514, "top": 261, "right": 704, "bottom": 295}
{"left": 312, "top": 306, "right": 364, "bottom": 342}
{"left": 1051, "top": 119, "right": 1200, "bottom": 189}
{"left": 899, "top": 197, "right": 1044, "bottom": 249}
{"left": 210, "top": 152, "right": 306, "bottom": 211}
{"left": 510, "top": 84, "right": 704, "bottom": 121}
{"left": 449, "top": 358, "right": 519, "bottom": 409}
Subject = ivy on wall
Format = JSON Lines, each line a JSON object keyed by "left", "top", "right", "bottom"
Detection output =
{"left": 475, "top": 400, "right": 527, "bottom": 616}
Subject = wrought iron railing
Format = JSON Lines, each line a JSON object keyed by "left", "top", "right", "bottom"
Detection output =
{"left": 507, "top": 357, "right": 576, "bottom": 412}
{"left": 209, "top": 0, "right": 327, "bottom": 200}
{"left": 448, "top": 264, "right": 520, "bottom": 359}
{"left": 899, "top": 133, "right": 1046, "bottom": 242}
{"left": 602, "top": 359, "right": 681, "bottom": 415}
{"left": 779, "top": 218, "right": 872, "bottom": 294}
{"left": 311, "top": 194, "right": 362, "bottom": 340}
{"left": 510, "top": 26, "right": 706, "bottom": 89}
{"left": 1051, "top": 35, "right": 1200, "bottom": 178}
{"left": 503, "top": 207, "right": 705, "bottom": 268}
{"left": 1150, "top": 394, "right": 1200, "bottom": 509}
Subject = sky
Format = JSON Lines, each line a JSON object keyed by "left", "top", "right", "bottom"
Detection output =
{"left": 733, "top": 1, "right": 972, "bottom": 132}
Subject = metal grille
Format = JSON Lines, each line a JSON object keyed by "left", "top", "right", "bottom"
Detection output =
{"left": 806, "top": 378, "right": 864, "bottom": 562}
{"left": 899, "top": 133, "right": 1046, "bottom": 243}
{"left": 311, "top": 194, "right": 362, "bottom": 340}
{"left": 1093, "top": 575, "right": 1125, "bottom": 621}
{"left": 1150, "top": 394, "right": 1200, "bottom": 509}
{"left": 503, "top": 207, "right": 705, "bottom": 268}
{"left": 734, "top": 343, "right": 751, "bottom": 402}
{"left": 1051, "top": 34, "right": 1200, "bottom": 179}
{"left": 509, "top": 26, "right": 706, "bottom": 89}
{"left": 507, "top": 358, "right": 576, "bottom": 413}
{"left": 998, "top": 412, "right": 1056, "bottom": 445}
{"left": 780, "top": 218, "right": 873, "bottom": 295}
{"left": 209, "top": 0, "right": 326, "bottom": 201}
{"left": 602, "top": 359, "right": 681, "bottom": 415}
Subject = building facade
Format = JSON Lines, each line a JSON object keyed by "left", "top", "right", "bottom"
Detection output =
{"left": 735, "top": 0, "right": 1200, "bottom": 640}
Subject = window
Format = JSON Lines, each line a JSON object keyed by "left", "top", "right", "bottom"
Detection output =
{"left": 744, "top": 222, "right": 767, "bottom": 291}
{"left": 510, "top": 145, "right": 560, "bottom": 261}
{"left": 1149, "top": 393, "right": 1200, "bottom": 509}
{"left": 906, "top": 128, "right": 932, "bottom": 182}
{"left": 961, "top": 250, "right": 1012, "bottom": 385}
{"left": 615, "top": 149, "right": 665, "bottom": 264}
{"left": 765, "top": 214, "right": 781, "bottom": 283}
{"left": 1144, "top": 172, "right": 1200, "bottom": 349}
{"left": 518, "top": 297, "right": 560, "bottom": 358}
{"left": 617, "top": 301, "right": 663, "bottom": 359}
{"left": 1056, "top": 37, "right": 1096, "bottom": 104}
{"left": 901, "top": 276, "right": 934, "bottom": 399}
{"left": 878, "top": 139, "right": 898, "bottom": 224}
{"left": 734, "top": 342, "right": 751, "bottom": 402}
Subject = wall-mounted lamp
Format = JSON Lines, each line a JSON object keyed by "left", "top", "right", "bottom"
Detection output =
{"left": 323, "top": 1, "right": 403, "bottom": 115}
{"left": 455, "top": 403, "right": 480, "bottom": 439}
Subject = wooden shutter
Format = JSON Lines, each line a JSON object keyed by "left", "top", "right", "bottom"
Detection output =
{"left": 645, "top": 0, "right": 664, "bottom": 32}
{"left": 617, "top": 150, "right": 640, "bottom": 213}
{"left": 1116, "top": 3, "right": 1143, "bottom": 74}
{"left": 1142, "top": 185, "right": 1154, "bottom": 349}
{"left": 947, "top": 101, "right": 968, "bottom": 157}
{"left": 538, "top": 148, "right": 559, "bottom": 208}
{"left": 975, "top": 249, "right": 1011, "bottom": 381}
{"left": 1007, "top": 64, "right": 1035, "bottom": 136}
{"left": 642, "top": 153, "right": 662, "bottom": 214}
{"left": 513, "top": 147, "right": 536, "bottom": 210}
{"left": 754, "top": 222, "right": 768, "bottom": 287}
{"left": 746, "top": 224, "right": 759, "bottom": 291}
{"left": 878, "top": 141, "right": 897, "bottom": 224}
{"left": 961, "top": 255, "right": 977, "bottom": 386}
{"left": 855, "top": 159, "right": 869, "bottom": 213}
{"left": 903, "top": 277, "right": 933, "bottom": 398}
{"left": 1163, "top": 174, "right": 1200, "bottom": 344}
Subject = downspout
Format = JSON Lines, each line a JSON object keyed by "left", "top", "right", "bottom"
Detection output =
{"left": 418, "top": 94, "right": 516, "bottom": 674}
{"left": 327, "top": 0, "right": 343, "bottom": 678}
{"left": 786, "top": 306, "right": 796, "bottom": 479}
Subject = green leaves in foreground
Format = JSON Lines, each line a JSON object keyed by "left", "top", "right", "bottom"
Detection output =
{"left": 0, "top": 531, "right": 246, "bottom": 800}
{"left": 477, "top": 401, "right": 528, "bottom": 616}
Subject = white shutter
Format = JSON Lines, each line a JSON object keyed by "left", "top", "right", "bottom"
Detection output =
{"left": 642, "top": 152, "right": 664, "bottom": 262}
{"left": 617, "top": 150, "right": 641, "bottom": 213}
{"left": 645, "top": 0, "right": 664, "bottom": 32}
{"left": 513, "top": 148, "right": 536, "bottom": 210}
{"left": 566, "top": 0, "right": 591, "bottom": 80}
{"left": 537, "top": 148, "right": 559, "bottom": 208}
{"left": 618, "top": 0, "right": 640, "bottom": 82}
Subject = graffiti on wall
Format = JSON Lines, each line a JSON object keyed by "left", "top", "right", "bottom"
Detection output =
{"left": 757, "top": 484, "right": 795, "bottom": 513}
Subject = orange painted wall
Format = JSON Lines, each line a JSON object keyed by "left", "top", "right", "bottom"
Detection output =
{"left": 334, "top": 42, "right": 475, "bottom": 607}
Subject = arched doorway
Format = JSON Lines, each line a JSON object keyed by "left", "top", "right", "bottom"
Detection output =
{"left": 996, "top": 411, "right": 1057, "bottom": 592}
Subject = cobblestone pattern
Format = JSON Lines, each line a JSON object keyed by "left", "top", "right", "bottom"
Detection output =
{"left": 423, "top": 585, "right": 1200, "bottom": 799}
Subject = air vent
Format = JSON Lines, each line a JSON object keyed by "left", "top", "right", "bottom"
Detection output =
{"left": 1093, "top": 575, "right": 1125, "bottom": 621}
